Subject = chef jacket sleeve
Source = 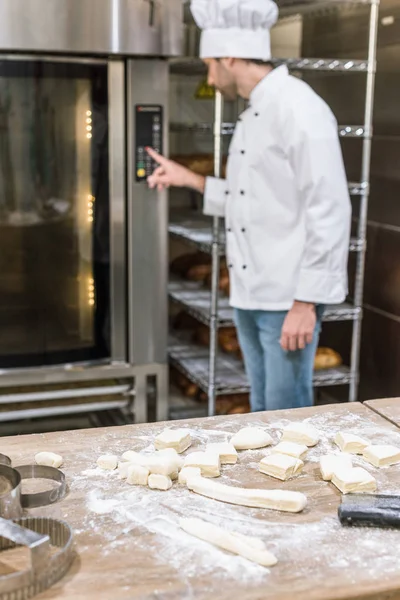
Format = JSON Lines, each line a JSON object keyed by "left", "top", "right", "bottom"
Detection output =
{"left": 203, "top": 176, "right": 228, "bottom": 217}
{"left": 284, "top": 97, "right": 352, "bottom": 304}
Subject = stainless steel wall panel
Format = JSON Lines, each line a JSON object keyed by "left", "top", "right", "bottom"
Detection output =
{"left": 0, "top": 0, "right": 183, "bottom": 58}
{"left": 109, "top": 61, "right": 127, "bottom": 363}
{"left": 127, "top": 60, "right": 169, "bottom": 366}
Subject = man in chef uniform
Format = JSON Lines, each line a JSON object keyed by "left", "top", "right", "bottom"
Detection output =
{"left": 147, "top": 0, "right": 351, "bottom": 412}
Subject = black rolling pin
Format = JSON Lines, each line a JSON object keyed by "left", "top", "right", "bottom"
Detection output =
{"left": 338, "top": 494, "right": 400, "bottom": 528}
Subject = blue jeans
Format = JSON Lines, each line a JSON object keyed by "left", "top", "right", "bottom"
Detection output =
{"left": 234, "top": 307, "right": 324, "bottom": 412}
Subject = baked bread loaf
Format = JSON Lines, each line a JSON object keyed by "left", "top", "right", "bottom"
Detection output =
{"left": 314, "top": 348, "right": 342, "bottom": 370}
{"left": 194, "top": 326, "right": 240, "bottom": 354}
{"left": 170, "top": 252, "right": 211, "bottom": 279}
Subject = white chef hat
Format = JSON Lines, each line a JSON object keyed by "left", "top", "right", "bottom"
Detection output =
{"left": 191, "top": 0, "right": 279, "bottom": 61}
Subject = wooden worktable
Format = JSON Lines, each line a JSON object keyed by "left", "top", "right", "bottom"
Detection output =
{"left": 1, "top": 402, "right": 400, "bottom": 600}
{"left": 365, "top": 398, "right": 400, "bottom": 429}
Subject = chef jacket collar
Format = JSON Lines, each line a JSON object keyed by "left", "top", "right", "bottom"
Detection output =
{"left": 249, "top": 65, "right": 289, "bottom": 108}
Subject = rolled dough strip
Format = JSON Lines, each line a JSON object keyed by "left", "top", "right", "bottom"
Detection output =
{"left": 362, "top": 444, "right": 400, "bottom": 468}
{"left": 154, "top": 428, "right": 191, "bottom": 453}
{"left": 271, "top": 441, "right": 308, "bottom": 460}
{"left": 334, "top": 432, "right": 369, "bottom": 454}
{"left": 281, "top": 423, "right": 320, "bottom": 447}
{"left": 206, "top": 442, "right": 238, "bottom": 465}
{"left": 319, "top": 454, "right": 353, "bottom": 481}
{"left": 231, "top": 427, "right": 273, "bottom": 450}
{"left": 187, "top": 475, "right": 307, "bottom": 513}
{"left": 180, "top": 518, "right": 277, "bottom": 567}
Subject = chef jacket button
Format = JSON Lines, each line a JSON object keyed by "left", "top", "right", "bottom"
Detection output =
{"left": 228, "top": 264, "right": 233, "bottom": 269}
{"left": 241, "top": 150, "right": 245, "bottom": 154}
{"left": 240, "top": 190, "right": 245, "bottom": 195}
{"left": 225, "top": 190, "right": 229, "bottom": 195}
{"left": 241, "top": 228, "right": 246, "bottom": 233}
{"left": 255, "top": 112, "right": 260, "bottom": 117}
{"left": 238, "top": 117, "right": 242, "bottom": 122}
{"left": 242, "top": 265, "right": 247, "bottom": 270}
{"left": 227, "top": 228, "right": 232, "bottom": 232}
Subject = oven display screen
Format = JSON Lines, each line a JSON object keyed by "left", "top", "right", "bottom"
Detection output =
{"left": 135, "top": 104, "right": 163, "bottom": 183}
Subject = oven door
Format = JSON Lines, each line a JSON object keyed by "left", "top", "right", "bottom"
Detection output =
{"left": 0, "top": 57, "right": 126, "bottom": 369}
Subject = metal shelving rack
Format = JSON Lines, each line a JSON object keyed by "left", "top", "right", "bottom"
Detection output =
{"left": 168, "top": 0, "right": 379, "bottom": 415}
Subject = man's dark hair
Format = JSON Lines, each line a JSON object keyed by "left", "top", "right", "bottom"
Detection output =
{"left": 246, "top": 59, "right": 274, "bottom": 68}
{"left": 215, "top": 58, "right": 274, "bottom": 68}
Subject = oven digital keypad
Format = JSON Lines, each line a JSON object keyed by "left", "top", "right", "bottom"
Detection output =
{"left": 135, "top": 105, "right": 163, "bottom": 183}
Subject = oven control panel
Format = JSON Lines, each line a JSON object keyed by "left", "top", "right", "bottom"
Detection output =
{"left": 135, "top": 104, "right": 163, "bottom": 183}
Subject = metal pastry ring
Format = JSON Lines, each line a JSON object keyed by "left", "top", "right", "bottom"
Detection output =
{"left": 0, "top": 455, "right": 12, "bottom": 467}
{"left": 15, "top": 465, "right": 67, "bottom": 508}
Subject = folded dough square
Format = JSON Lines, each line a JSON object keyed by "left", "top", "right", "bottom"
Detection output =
{"left": 206, "top": 442, "right": 238, "bottom": 464}
{"left": 331, "top": 466, "right": 377, "bottom": 494}
{"left": 319, "top": 453, "right": 353, "bottom": 481}
{"left": 334, "top": 432, "right": 369, "bottom": 454}
{"left": 259, "top": 454, "right": 304, "bottom": 481}
{"left": 271, "top": 441, "right": 308, "bottom": 460}
{"left": 183, "top": 451, "right": 221, "bottom": 477}
{"left": 154, "top": 428, "right": 192, "bottom": 453}
{"left": 281, "top": 423, "right": 320, "bottom": 447}
{"left": 362, "top": 444, "right": 400, "bottom": 468}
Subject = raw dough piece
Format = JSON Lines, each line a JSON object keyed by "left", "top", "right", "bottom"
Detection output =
{"left": 180, "top": 518, "right": 277, "bottom": 567}
{"left": 230, "top": 427, "right": 273, "bottom": 450}
{"left": 259, "top": 454, "right": 303, "bottom": 481}
{"left": 127, "top": 465, "right": 149, "bottom": 486}
{"left": 121, "top": 451, "right": 178, "bottom": 477}
{"left": 334, "top": 432, "right": 369, "bottom": 454}
{"left": 35, "top": 452, "right": 63, "bottom": 469}
{"left": 271, "top": 441, "right": 307, "bottom": 460}
{"left": 281, "top": 423, "right": 320, "bottom": 447}
{"left": 156, "top": 448, "right": 184, "bottom": 471}
{"left": 117, "top": 461, "right": 131, "bottom": 479}
{"left": 148, "top": 474, "right": 172, "bottom": 491}
{"left": 178, "top": 467, "right": 202, "bottom": 485}
{"left": 206, "top": 442, "right": 238, "bottom": 464}
{"left": 183, "top": 452, "right": 220, "bottom": 478}
{"left": 154, "top": 428, "right": 191, "bottom": 453}
{"left": 319, "top": 454, "right": 353, "bottom": 481}
{"left": 187, "top": 475, "right": 307, "bottom": 513}
{"left": 362, "top": 444, "right": 400, "bottom": 468}
{"left": 122, "top": 450, "right": 142, "bottom": 462}
{"left": 96, "top": 455, "right": 118, "bottom": 471}
{"left": 331, "top": 467, "right": 377, "bottom": 494}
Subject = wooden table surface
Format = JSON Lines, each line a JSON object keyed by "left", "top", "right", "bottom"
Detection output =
{"left": 2, "top": 402, "right": 400, "bottom": 600}
{"left": 365, "top": 398, "right": 400, "bottom": 429}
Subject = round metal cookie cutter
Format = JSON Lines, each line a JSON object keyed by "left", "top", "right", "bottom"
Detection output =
{"left": 0, "top": 465, "right": 23, "bottom": 520}
{"left": 0, "top": 455, "right": 11, "bottom": 467}
{"left": 15, "top": 465, "right": 67, "bottom": 509}
{"left": 0, "top": 516, "right": 75, "bottom": 600}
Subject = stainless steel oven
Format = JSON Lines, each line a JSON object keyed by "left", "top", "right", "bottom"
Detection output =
{"left": 0, "top": 0, "right": 183, "bottom": 423}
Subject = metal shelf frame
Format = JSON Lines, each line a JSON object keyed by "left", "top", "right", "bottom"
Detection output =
{"left": 169, "top": 218, "right": 364, "bottom": 255}
{"left": 169, "top": 336, "right": 354, "bottom": 396}
{"left": 168, "top": 0, "right": 379, "bottom": 414}
{"left": 170, "top": 122, "right": 368, "bottom": 138}
{"left": 169, "top": 279, "right": 362, "bottom": 328}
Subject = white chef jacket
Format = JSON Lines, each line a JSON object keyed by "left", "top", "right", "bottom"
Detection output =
{"left": 203, "top": 65, "right": 351, "bottom": 311}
